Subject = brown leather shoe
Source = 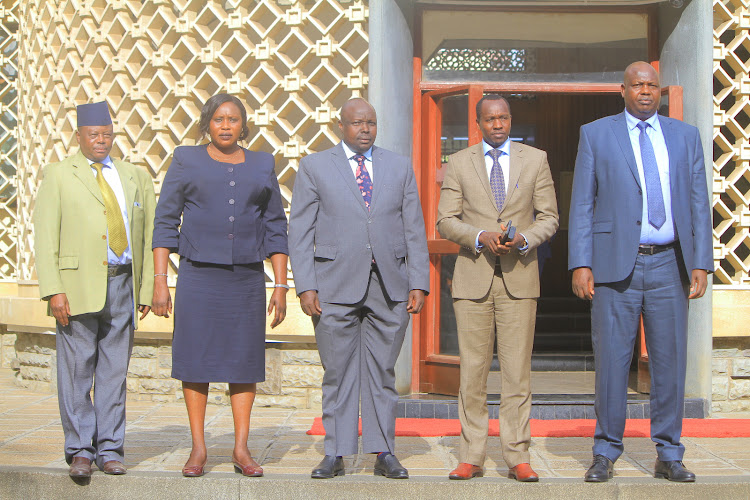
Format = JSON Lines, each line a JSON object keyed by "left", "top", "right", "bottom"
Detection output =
{"left": 233, "top": 456, "right": 263, "bottom": 477}
{"left": 102, "top": 460, "right": 127, "bottom": 475}
{"left": 449, "top": 463, "right": 484, "bottom": 480}
{"left": 509, "top": 463, "right": 539, "bottom": 482}
{"left": 182, "top": 458, "right": 207, "bottom": 477}
{"left": 69, "top": 457, "right": 92, "bottom": 478}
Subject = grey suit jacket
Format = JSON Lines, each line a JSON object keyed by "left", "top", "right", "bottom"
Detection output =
{"left": 568, "top": 111, "right": 714, "bottom": 282}
{"left": 288, "top": 143, "right": 430, "bottom": 304}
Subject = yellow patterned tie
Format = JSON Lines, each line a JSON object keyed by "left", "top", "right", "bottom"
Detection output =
{"left": 92, "top": 162, "right": 128, "bottom": 257}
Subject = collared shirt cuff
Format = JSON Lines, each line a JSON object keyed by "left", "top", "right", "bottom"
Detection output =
{"left": 517, "top": 233, "right": 529, "bottom": 254}
{"left": 475, "top": 230, "right": 484, "bottom": 253}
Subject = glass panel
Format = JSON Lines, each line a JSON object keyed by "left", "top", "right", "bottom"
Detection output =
{"left": 423, "top": 11, "right": 648, "bottom": 83}
{"left": 439, "top": 255, "right": 458, "bottom": 355}
{"left": 436, "top": 94, "right": 467, "bottom": 356}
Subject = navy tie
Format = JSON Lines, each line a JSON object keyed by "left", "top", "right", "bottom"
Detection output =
{"left": 636, "top": 121, "right": 666, "bottom": 229}
{"left": 354, "top": 154, "right": 372, "bottom": 211}
{"left": 487, "top": 148, "right": 506, "bottom": 211}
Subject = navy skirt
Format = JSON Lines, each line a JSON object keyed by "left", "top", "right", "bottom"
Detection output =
{"left": 172, "top": 257, "right": 266, "bottom": 383}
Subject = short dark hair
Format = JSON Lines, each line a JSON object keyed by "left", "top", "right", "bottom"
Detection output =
{"left": 199, "top": 93, "right": 250, "bottom": 141}
{"left": 476, "top": 94, "right": 510, "bottom": 121}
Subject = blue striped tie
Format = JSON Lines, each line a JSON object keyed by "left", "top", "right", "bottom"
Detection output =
{"left": 636, "top": 121, "right": 666, "bottom": 229}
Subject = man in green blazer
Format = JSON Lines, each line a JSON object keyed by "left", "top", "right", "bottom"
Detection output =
{"left": 33, "top": 102, "right": 156, "bottom": 479}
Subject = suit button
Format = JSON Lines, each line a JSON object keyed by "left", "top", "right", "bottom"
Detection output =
{"left": 102, "top": 261, "right": 107, "bottom": 266}
{"left": 228, "top": 167, "right": 233, "bottom": 173}
{"left": 367, "top": 220, "right": 372, "bottom": 224}
{"left": 230, "top": 181, "right": 235, "bottom": 187}
{"left": 228, "top": 234, "right": 234, "bottom": 239}
{"left": 229, "top": 199, "right": 235, "bottom": 205}
{"left": 102, "top": 235, "right": 106, "bottom": 240}
{"left": 497, "top": 218, "right": 502, "bottom": 223}
{"left": 103, "top": 210, "right": 107, "bottom": 215}
{"left": 229, "top": 216, "right": 235, "bottom": 222}
{"left": 366, "top": 244, "right": 371, "bottom": 249}
{"left": 637, "top": 220, "right": 641, "bottom": 225}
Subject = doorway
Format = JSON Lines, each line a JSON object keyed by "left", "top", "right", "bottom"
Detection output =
{"left": 412, "top": 82, "right": 684, "bottom": 396}
{"left": 414, "top": 85, "right": 623, "bottom": 395}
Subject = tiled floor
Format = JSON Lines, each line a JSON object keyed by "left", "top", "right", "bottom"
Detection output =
{"left": 0, "top": 368, "right": 748, "bottom": 479}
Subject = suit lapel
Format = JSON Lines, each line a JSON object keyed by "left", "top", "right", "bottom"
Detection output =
{"left": 369, "top": 146, "right": 383, "bottom": 213}
{"left": 331, "top": 142, "right": 369, "bottom": 214}
{"left": 610, "top": 112, "right": 641, "bottom": 188}
{"left": 115, "top": 160, "right": 137, "bottom": 224}
{"left": 658, "top": 115, "right": 679, "bottom": 195}
{"left": 504, "top": 142, "right": 523, "bottom": 212}
{"left": 70, "top": 151, "right": 104, "bottom": 205}
{"left": 469, "top": 143, "right": 495, "bottom": 210}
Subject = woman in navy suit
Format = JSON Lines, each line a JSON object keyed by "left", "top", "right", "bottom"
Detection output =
{"left": 152, "top": 94, "right": 288, "bottom": 478}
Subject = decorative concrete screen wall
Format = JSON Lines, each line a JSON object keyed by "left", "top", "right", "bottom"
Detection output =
{"left": 11, "top": 0, "right": 369, "bottom": 284}
{"left": 714, "top": 0, "right": 750, "bottom": 287}
{"left": 0, "top": 1, "right": 19, "bottom": 281}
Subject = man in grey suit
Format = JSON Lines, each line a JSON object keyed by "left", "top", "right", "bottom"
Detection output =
{"left": 569, "top": 62, "right": 713, "bottom": 483}
{"left": 288, "top": 98, "right": 430, "bottom": 479}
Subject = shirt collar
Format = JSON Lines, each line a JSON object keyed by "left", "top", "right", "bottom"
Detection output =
{"left": 625, "top": 109, "right": 661, "bottom": 134}
{"left": 85, "top": 155, "right": 114, "bottom": 169}
{"left": 341, "top": 141, "right": 373, "bottom": 162}
{"left": 482, "top": 138, "right": 511, "bottom": 157}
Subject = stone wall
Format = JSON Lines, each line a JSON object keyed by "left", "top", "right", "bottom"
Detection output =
{"left": 712, "top": 337, "right": 750, "bottom": 413}
{"left": 1, "top": 331, "right": 323, "bottom": 409}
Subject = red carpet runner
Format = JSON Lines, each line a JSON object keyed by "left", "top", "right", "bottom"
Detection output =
{"left": 307, "top": 418, "right": 750, "bottom": 438}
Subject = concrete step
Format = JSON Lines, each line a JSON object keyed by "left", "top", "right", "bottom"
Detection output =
{"left": 1, "top": 467, "right": 748, "bottom": 500}
{"left": 397, "top": 396, "right": 707, "bottom": 420}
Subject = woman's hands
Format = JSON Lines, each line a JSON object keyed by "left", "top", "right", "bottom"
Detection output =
{"left": 268, "top": 286, "right": 287, "bottom": 328}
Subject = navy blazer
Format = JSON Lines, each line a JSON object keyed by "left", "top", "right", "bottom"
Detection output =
{"left": 153, "top": 145, "right": 288, "bottom": 264}
{"left": 568, "top": 112, "right": 713, "bottom": 283}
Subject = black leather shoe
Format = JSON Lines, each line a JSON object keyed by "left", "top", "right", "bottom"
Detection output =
{"left": 311, "top": 455, "right": 344, "bottom": 479}
{"left": 654, "top": 460, "right": 696, "bottom": 482}
{"left": 584, "top": 455, "right": 613, "bottom": 482}
{"left": 374, "top": 452, "right": 409, "bottom": 479}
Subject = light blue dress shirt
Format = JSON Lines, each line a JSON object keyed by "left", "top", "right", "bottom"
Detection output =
{"left": 88, "top": 156, "right": 132, "bottom": 265}
{"left": 624, "top": 110, "right": 675, "bottom": 245}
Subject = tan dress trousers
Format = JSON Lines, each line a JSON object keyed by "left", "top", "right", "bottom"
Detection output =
{"left": 454, "top": 269, "right": 537, "bottom": 468}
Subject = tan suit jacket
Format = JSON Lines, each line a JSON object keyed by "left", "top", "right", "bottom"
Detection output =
{"left": 437, "top": 142, "right": 559, "bottom": 299}
{"left": 33, "top": 151, "right": 156, "bottom": 326}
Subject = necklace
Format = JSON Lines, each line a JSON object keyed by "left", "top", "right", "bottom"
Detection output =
{"left": 207, "top": 142, "right": 244, "bottom": 163}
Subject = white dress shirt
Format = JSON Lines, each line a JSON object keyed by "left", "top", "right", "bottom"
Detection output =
{"left": 341, "top": 141, "right": 374, "bottom": 184}
{"left": 624, "top": 110, "right": 675, "bottom": 245}
{"left": 88, "top": 156, "right": 132, "bottom": 265}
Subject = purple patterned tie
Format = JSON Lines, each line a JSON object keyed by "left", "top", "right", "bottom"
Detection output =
{"left": 354, "top": 154, "right": 372, "bottom": 211}
{"left": 487, "top": 148, "right": 506, "bottom": 211}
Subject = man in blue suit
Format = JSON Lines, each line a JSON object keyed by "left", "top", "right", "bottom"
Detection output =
{"left": 569, "top": 62, "right": 713, "bottom": 483}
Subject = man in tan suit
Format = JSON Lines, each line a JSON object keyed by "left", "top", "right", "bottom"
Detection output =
{"left": 34, "top": 102, "right": 155, "bottom": 479}
{"left": 437, "top": 94, "right": 558, "bottom": 481}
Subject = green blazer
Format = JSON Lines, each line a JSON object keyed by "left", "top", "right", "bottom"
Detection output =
{"left": 33, "top": 150, "right": 156, "bottom": 326}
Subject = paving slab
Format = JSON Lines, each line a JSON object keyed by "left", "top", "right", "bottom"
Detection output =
{"left": 1, "top": 368, "right": 750, "bottom": 498}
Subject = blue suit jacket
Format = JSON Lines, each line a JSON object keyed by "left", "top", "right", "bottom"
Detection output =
{"left": 153, "top": 145, "right": 288, "bottom": 264}
{"left": 568, "top": 112, "right": 713, "bottom": 283}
